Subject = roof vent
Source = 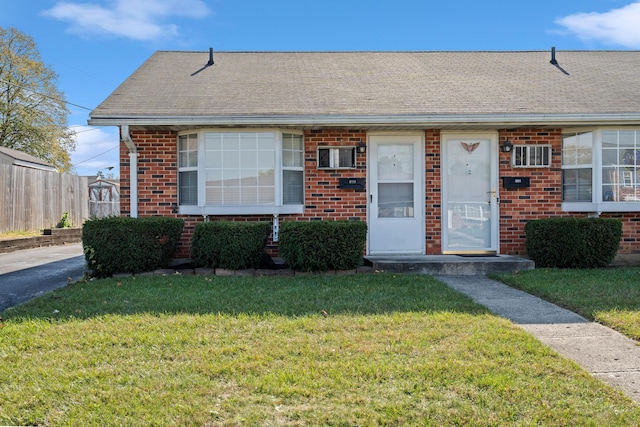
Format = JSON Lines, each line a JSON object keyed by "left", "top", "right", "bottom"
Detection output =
{"left": 550, "top": 46, "right": 558, "bottom": 65}
{"left": 549, "top": 47, "right": 569, "bottom": 75}
{"left": 191, "top": 48, "right": 215, "bottom": 76}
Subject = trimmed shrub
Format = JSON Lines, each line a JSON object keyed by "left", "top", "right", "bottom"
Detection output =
{"left": 279, "top": 220, "right": 367, "bottom": 271}
{"left": 82, "top": 216, "right": 184, "bottom": 277}
{"left": 191, "top": 221, "right": 271, "bottom": 270}
{"left": 525, "top": 217, "right": 622, "bottom": 268}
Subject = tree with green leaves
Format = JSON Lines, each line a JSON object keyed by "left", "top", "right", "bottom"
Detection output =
{"left": 0, "top": 27, "right": 75, "bottom": 172}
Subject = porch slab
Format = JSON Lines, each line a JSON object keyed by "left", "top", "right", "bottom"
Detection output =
{"left": 364, "top": 254, "right": 534, "bottom": 275}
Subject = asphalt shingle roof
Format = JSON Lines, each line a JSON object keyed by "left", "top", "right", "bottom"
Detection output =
{"left": 89, "top": 50, "right": 640, "bottom": 123}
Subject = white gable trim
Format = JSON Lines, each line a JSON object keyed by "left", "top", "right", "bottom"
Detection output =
{"left": 13, "top": 160, "right": 57, "bottom": 172}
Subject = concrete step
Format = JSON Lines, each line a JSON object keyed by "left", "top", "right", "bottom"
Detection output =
{"left": 364, "top": 254, "right": 535, "bottom": 275}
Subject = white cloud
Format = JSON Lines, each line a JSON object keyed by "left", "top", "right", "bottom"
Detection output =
{"left": 69, "top": 125, "right": 120, "bottom": 177}
{"left": 556, "top": 2, "right": 640, "bottom": 48}
{"left": 42, "top": 0, "right": 211, "bottom": 41}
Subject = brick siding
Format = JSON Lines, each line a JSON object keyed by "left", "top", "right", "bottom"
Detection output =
{"left": 119, "top": 128, "right": 640, "bottom": 260}
{"left": 497, "top": 128, "right": 566, "bottom": 254}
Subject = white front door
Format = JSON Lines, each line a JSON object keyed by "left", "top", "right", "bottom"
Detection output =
{"left": 368, "top": 134, "right": 425, "bottom": 254}
{"left": 441, "top": 132, "right": 499, "bottom": 254}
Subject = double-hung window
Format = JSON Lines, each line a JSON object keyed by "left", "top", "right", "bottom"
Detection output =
{"left": 282, "top": 133, "right": 304, "bottom": 205}
{"left": 561, "top": 132, "right": 593, "bottom": 203}
{"left": 178, "top": 134, "right": 198, "bottom": 205}
{"left": 178, "top": 130, "right": 304, "bottom": 215}
{"left": 602, "top": 130, "right": 640, "bottom": 203}
{"left": 562, "top": 129, "right": 640, "bottom": 211}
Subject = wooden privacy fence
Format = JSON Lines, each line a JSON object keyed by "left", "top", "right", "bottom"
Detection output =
{"left": 0, "top": 164, "right": 89, "bottom": 233}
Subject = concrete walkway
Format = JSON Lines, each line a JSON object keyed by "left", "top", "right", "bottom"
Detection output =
{"left": 436, "top": 275, "right": 640, "bottom": 403}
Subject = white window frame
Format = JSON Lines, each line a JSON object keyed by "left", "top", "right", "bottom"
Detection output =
{"left": 562, "top": 128, "right": 640, "bottom": 212}
{"left": 282, "top": 133, "right": 305, "bottom": 205}
{"left": 177, "top": 134, "right": 199, "bottom": 205}
{"left": 177, "top": 129, "right": 305, "bottom": 215}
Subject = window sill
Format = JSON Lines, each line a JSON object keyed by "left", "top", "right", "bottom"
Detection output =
{"left": 562, "top": 202, "right": 640, "bottom": 212}
{"left": 178, "top": 205, "right": 304, "bottom": 216}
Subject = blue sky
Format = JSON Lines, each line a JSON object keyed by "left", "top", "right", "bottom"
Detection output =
{"left": 2, "top": 0, "right": 640, "bottom": 177}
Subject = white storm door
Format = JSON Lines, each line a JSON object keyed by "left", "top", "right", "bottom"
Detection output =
{"left": 442, "top": 132, "right": 499, "bottom": 254}
{"left": 368, "top": 134, "right": 425, "bottom": 254}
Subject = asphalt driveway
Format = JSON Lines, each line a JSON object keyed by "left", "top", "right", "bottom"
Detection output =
{"left": 0, "top": 243, "right": 85, "bottom": 312}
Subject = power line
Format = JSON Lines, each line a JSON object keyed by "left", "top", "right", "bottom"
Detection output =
{"left": 70, "top": 125, "right": 109, "bottom": 134}
{"left": 72, "top": 144, "right": 119, "bottom": 167}
{"left": 0, "top": 78, "right": 94, "bottom": 111}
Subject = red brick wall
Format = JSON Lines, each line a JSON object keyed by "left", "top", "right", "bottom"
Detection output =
{"left": 119, "top": 127, "right": 639, "bottom": 260}
{"left": 268, "top": 129, "right": 368, "bottom": 255}
{"left": 119, "top": 142, "right": 131, "bottom": 216}
{"left": 119, "top": 131, "right": 178, "bottom": 217}
{"left": 601, "top": 212, "right": 640, "bottom": 257}
{"left": 425, "top": 130, "right": 442, "bottom": 255}
{"left": 497, "top": 128, "right": 565, "bottom": 255}
{"left": 497, "top": 128, "right": 640, "bottom": 257}
{"left": 299, "top": 129, "right": 368, "bottom": 220}
{"left": 120, "top": 129, "right": 368, "bottom": 259}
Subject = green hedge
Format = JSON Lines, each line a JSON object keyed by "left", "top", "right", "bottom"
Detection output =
{"left": 82, "top": 217, "right": 184, "bottom": 277}
{"left": 279, "top": 220, "right": 367, "bottom": 271}
{"left": 191, "top": 221, "right": 271, "bottom": 270}
{"left": 525, "top": 217, "right": 622, "bottom": 268}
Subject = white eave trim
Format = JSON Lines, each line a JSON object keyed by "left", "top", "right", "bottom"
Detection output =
{"left": 88, "top": 113, "right": 640, "bottom": 128}
{"left": 13, "top": 160, "right": 57, "bottom": 172}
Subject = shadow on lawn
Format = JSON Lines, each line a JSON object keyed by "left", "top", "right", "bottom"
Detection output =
{"left": 1, "top": 273, "right": 490, "bottom": 321}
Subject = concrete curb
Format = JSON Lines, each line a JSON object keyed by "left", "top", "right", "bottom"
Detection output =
{"left": 0, "top": 229, "right": 82, "bottom": 254}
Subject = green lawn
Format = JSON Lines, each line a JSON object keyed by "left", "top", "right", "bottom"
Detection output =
{"left": 1, "top": 273, "right": 639, "bottom": 426}
{"left": 0, "top": 230, "right": 41, "bottom": 240}
{"left": 494, "top": 267, "right": 640, "bottom": 340}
